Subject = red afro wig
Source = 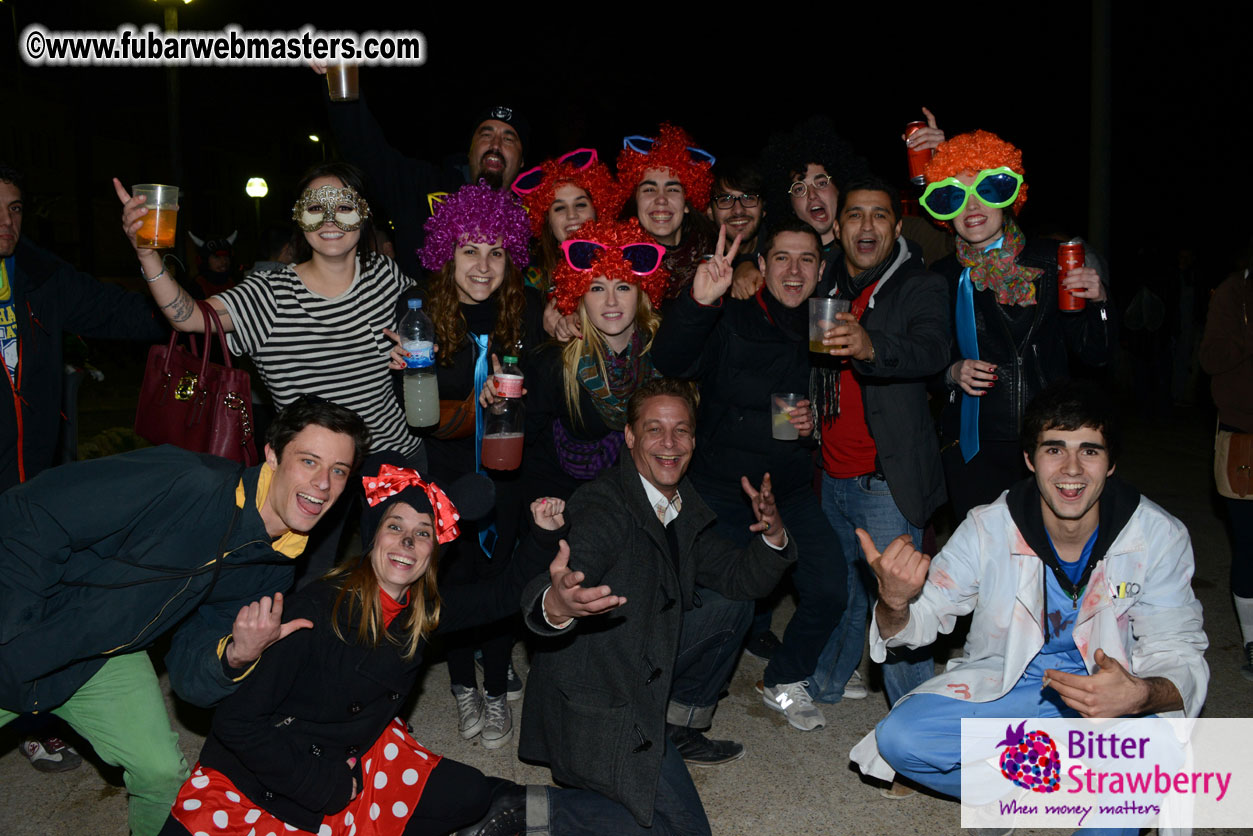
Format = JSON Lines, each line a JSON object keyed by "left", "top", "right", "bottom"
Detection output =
{"left": 551, "top": 218, "right": 670, "bottom": 316}
{"left": 615, "top": 123, "right": 714, "bottom": 213}
{"left": 924, "top": 129, "right": 1029, "bottom": 216}
{"left": 518, "top": 156, "right": 621, "bottom": 239}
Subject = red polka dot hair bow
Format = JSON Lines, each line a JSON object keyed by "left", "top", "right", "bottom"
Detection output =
{"left": 362, "top": 464, "right": 462, "bottom": 544}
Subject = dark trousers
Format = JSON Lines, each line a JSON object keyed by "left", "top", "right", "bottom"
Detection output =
{"left": 941, "top": 438, "right": 1027, "bottom": 522}
{"left": 535, "top": 586, "right": 748, "bottom": 835}
{"left": 696, "top": 477, "right": 848, "bottom": 687}
{"left": 540, "top": 741, "right": 711, "bottom": 836}
{"left": 667, "top": 586, "right": 752, "bottom": 729}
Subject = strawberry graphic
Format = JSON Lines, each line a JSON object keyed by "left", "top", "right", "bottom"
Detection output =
{"left": 996, "top": 721, "right": 1060, "bottom": 793}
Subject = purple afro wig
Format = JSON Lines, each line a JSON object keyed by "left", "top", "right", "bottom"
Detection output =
{"left": 419, "top": 180, "right": 531, "bottom": 272}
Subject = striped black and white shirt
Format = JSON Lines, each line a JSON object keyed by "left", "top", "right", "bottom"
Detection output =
{"left": 218, "top": 256, "right": 419, "bottom": 456}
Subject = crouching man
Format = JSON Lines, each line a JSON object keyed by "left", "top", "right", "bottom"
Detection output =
{"left": 518, "top": 378, "right": 797, "bottom": 835}
{"left": 851, "top": 381, "right": 1208, "bottom": 809}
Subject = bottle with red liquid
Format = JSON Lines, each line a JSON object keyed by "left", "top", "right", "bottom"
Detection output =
{"left": 1057, "top": 240, "right": 1087, "bottom": 312}
{"left": 482, "top": 355, "right": 525, "bottom": 471}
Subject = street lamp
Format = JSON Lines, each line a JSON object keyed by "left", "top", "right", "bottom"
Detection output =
{"left": 246, "top": 177, "right": 268, "bottom": 239}
{"left": 153, "top": 0, "right": 194, "bottom": 184}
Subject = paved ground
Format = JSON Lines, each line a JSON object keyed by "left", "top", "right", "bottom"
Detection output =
{"left": 0, "top": 358, "right": 1245, "bottom": 834}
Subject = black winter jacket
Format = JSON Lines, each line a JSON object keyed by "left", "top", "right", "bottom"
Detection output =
{"left": 0, "top": 449, "right": 297, "bottom": 711}
{"left": 1, "top": 238, "right": 167, "bottom": 492}
{"left": 652, "top": 289, "right": 817, "bottom": 497}
{"left": 199, "top": 545, "right": 550, "bottom": 831}
{"left": 932, "top": 238, "right": 1113, "bottom": 443}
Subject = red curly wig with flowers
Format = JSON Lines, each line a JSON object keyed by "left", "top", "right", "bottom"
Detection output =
{"left": 551, "top": 218, "right": 670, "bottom": 316}
{"left": 614, "top": 123, "right": 714, "bottom": 213}
{"left": 518, "top": 156, "right": 621, "bottom": 240}
{"left": 923, "top": 130, "right": 1029, "bottom": 217}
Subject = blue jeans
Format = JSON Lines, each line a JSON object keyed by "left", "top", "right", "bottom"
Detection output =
{"left": 810, "top": 473, "right": 932, "bottom": 704}
{"left": 876, "top": 681, "right": 1142, "bottom": 836}
{"left": 696, "top": 477, "right": 848, "bottom": 687}
{"left": 538, "top": 741, "right": 711, "bottom": 835}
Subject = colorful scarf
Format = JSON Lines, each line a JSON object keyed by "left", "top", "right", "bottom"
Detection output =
{"left": 576, "top": 329, "right": 658, "bottom": 430}
{"left": 955, "top": 215, "right": 1042, "bottom": 307}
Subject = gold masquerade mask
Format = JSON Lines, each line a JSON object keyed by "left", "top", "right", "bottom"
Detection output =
{"left": 292, "top": 185, "right": 371, "bottom": 232}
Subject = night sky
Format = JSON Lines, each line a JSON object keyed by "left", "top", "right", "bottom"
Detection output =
{"left": 2, "top": 1, "right": 1250, "bottom": 289}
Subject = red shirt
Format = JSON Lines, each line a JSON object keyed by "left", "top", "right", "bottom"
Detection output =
{"left": 821, "top": 282, "right": 878, "bottom": 478}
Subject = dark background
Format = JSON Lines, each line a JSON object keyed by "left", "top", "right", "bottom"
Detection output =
{"left": 1, "top": 1, "right": 1250, "bottom": 287}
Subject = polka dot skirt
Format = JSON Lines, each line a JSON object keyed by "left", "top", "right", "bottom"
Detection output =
{"left": 171, "top": 718, "right": 442, "bottom": 836}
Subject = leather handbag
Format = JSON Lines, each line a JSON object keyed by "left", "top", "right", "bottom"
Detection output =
{"left": 430, "top": 392, "right": 476, "bottom": 440}
{"left": 1216, "top": 428, "right": 1253, "bottom": 499}
{"left": 134, "top": 301, "right": 258, "bottom": 464}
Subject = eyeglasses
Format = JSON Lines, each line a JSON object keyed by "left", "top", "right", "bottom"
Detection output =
{"left": 511, "top": 148, "right": 599, "bottom": 196}
{"left": 920, "top": 167, "right": 1024, "bottom": 220}
{"left": 788, "top": 174, "right": 832, "bottom": 199}
{"left": 560, "top": 239, "right": 665, "bottom": 276}
{"left": 712, "top": 193, "right": 761, "bottom": 210}
{"left": 622, "top": 135, "right": 716, "bottom": 166}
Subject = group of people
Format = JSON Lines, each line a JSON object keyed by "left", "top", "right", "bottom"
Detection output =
{"left": 0, "top": 73, "right": 1226, "bottom": 836}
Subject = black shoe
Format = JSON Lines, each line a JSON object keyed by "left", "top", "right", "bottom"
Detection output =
{"left": 668, "top": 725, "right": 745, "bottom": 766}
{"left": 455, "top": 781, "right": 526, "bottom": 836}
{"left": 1243, "top": 641, "right": 1253, "bottom": 683}
{"left": 743, "top": 630, "right": 782, "bottom": 661}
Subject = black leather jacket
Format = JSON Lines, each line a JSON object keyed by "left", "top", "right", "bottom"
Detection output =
{"left": 932, "top": 238, "right": 1114, "bottom": 443}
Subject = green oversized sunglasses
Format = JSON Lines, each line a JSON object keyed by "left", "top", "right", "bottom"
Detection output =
{"left": 920, "top": 167, "right": 1024, "bottom": 220}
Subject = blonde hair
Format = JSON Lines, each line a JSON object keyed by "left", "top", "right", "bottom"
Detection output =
{"left": 327, "top": 525, "right": 442, "bottom": 661}
{"left": 560, "top": 291, "right": 660, "bottom": 428}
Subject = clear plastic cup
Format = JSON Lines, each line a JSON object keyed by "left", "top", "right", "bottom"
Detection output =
{"left": 771, "top": 393, "right": 801, "bottom": 441}
{"left": 132, "top": 184, "right": 179, "bottom": 249}
{"left": 809, "top": 296, "right": 851, "bottom": 353}
{"left": 326, "top": 63, "right": 359, "bottom": 102}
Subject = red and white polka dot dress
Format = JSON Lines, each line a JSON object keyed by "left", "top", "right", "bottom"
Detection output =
{"left": 171, "top": 718, "right": 442, "bottom": 836}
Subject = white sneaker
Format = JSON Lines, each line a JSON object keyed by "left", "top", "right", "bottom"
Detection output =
{"left": 843, "top": 670, "right": 868, "bottom": 700}
{"left": 762, "top": 680, "right": 825, "bottom": 731}
{"left": 481, "top": 694, "right": 513, "bottom": 749}
{"left": 452, "top": 684, "right": 485, "bottom": 739}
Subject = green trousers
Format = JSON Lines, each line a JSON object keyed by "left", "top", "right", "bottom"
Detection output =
{"left": 1, "top": 652, "right": 190, "bottom": 836}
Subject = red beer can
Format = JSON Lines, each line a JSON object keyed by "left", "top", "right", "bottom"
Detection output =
{"left": 1057, "top": 239, "right": 1086, "bottom": 311}
{"left": 905, "top": 121, "right": 934, "bottom": 185}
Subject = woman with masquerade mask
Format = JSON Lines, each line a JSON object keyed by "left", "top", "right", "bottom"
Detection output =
{"left": 521, "top": 218, "right": 668, "bottom": 501}
{"left": 510, "top": 148, "right": 619, "bottom": 341}
{"left": 118, "top": 163, "right": 420, "bottom": 466}
{"left": 158, "top": 455, "right": 555, "bottom": 836}
{"left": 119, "top": 163, "right": 424, "bottom": 586}
{"left": 922, "top": 130, "right": 1113, "bottom": 521}
{"left": 388, "top": 180, "right": 544, "bottom": 752}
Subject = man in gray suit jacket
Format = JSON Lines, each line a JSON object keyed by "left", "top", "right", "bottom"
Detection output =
{"left": 512, "top": 378, "right": 796, "bottom": 836}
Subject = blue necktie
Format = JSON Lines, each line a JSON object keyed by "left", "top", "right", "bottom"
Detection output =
{"left": 955, "top": 268, "right": 981, "bottom": 463}
{"left": 470, "top": 333, "right": 498, "bottom": 557}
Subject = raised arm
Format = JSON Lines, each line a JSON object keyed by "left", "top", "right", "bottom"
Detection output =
{"left": 114, "top": 177, "right": 231, "bottom": 334}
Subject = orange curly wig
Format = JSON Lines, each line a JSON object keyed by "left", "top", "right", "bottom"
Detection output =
{"left": 518, "top": 156, "right": 622, "bottom": 239}
{"left": 924, "top": 130, "right": 1029, "bottom": 217}
{"left": 615, "top": 123, "right": 714, "bottom": 213}
{"left": 551, "top": 218, "right": 670, "bottom": 316}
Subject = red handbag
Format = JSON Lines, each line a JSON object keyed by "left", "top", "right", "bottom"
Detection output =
{"left": 134, "top": 301, "right": 258, "bottom": 464}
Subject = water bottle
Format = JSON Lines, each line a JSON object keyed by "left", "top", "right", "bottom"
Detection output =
{"left": 399, "top": 299, "right": 439, "bottom": 427}
{"left": 482, "top": 355, "right": 525, "bottom": 470}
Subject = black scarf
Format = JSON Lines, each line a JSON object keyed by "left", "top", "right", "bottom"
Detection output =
{"left": 811, "top": 240, "right": 903, "bottom": 423}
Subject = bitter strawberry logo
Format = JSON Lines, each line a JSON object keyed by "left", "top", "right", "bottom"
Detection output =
{"left": 997, "top": 721, "right": 1061, "bottom": 793}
